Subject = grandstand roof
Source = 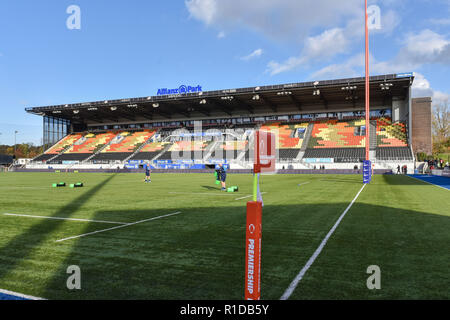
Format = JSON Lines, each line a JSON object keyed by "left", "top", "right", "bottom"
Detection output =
{"left": 26, "top": 73, "right": 414, "bottom": 125}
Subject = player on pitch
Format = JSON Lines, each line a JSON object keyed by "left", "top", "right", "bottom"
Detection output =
{"left": 143, "top": 162, "right": 151, "bottom": 183}
{"left": 217, "top": 163, "right": 227, "bottom": 191}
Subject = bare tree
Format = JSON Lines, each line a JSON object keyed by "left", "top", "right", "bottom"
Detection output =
{"left": 432, "top": 99, "right": 449, "bottom": 153}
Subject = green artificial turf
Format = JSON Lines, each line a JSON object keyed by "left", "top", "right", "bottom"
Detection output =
{"left": 0, "top": 172, "right": 448, "bottom": 300}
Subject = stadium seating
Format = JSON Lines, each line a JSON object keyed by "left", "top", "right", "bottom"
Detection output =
{"left": 131, "top": 141, "right": 172, "bottom": 160}
{"left": 209, "top": 140, "right": 248, "bottom": 160}
{"left": 102, "top": 130, "right": 156, "bottom": 153}
{"left": 65, "top": 132, "right": 117, "bottom": 154}
{"left": 303, "top": 148, "right": 365, "bottom": 162}
{"left": 376, "top": 117, "right": 408, "bottom": 147}
{"left": 158, "top": 141, "right": 211, "bottom": 160}
{"left": 308, "top": 120, "right": 366, "bottom": 149}
{"left": 91, "top": 130, "right": 156, "bottom": 161}
{"left": 376, "top": 147, "right": 413, "bottom": 160}
{"left": 49, "top": 132, "right": 117, "bottom": 162}
{"left": 33, "top": 154, "right": 57, "bottom": 162}
{"left": 44, "top": 134, "right": 83, "bottom": 155}
{"left": 260, "top": 123, "right": 308, "bottom": 148}
{"left": 32, "top": 117, "right": 414, "bottom": 166}
{"left": 301, "top": 120, "right": 367, "bottom": 162}
{"left": 259, "top": 122, "right": 309, "bottom": 160}
{"left": 32, "top": 134, "right": 83, "bottom": 162}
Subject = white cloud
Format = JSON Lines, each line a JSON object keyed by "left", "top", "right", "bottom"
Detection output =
{"left": 428, "top": 18, "right": 450, "bottom": 26}
{"left": 217, "top": 31, "right": 226, "bottom": 39}
{"left": 185, "top": 0, "right": 362, "bottom": 41}
{"left": 412, "top": 73, "right": 449, "bottom": 104}
{"left": 308, "top": 29, "right": 450, "bottom": 80}
{"left": 185, "top": 0, "right": 217, "bottom": 25}
{"left": 267, "top": 28, "right": 350, "bottom": 75}
{"left": 267, "top": 56, "right": 305, "bottom": 76}
{"left": 186, "top": 0, "right": 404, "bottom": 76}
{"left": 241, "top": 49, "right": 263, "bottom": 61}
{"left": 264, "top": 5, "right": 402, "bottom": 76}
{"left": 310, "top": 53, "right": 366, "bottom": 80}
{"left": 399, "top": 29, "right": 450, "bottom": 66}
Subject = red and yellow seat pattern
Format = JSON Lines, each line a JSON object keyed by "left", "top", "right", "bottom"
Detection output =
{"left": 309, "top": 120, "right": 366, "bottom": 148}
{"left": 65, "top": 132, "right": 117, "bottom": 154}
{"left": 260, "top": 123, "right": 309, "bottom": 149}
{"left": 45, "top": 134, "right": 82, "bottom": 154}
{"left": 101, "top": 130, "right": 156, "bottom": 153}
{"left": 139, "top": 142, "right": 171, "bottom": 153}
{"left": 169, "top": 141, "right": 209, "bottom": 152}
{"left": 376, "top": 117, "right": 408, "bottom": 147}
{"left": 220, "top": 141, "right": 248, "bottom": 151}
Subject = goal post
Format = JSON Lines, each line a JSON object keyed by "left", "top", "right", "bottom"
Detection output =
{"left": 244, "top": 130, "right": 275, "bottom": 300}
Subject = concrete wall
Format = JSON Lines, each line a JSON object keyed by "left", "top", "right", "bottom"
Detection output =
{"left": 392, "top": 97, "right": 408, "bottom": 122}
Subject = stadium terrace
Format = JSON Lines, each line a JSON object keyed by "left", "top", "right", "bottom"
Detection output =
{"left": 24, "top": 73, "right": 432, "bottom": 174}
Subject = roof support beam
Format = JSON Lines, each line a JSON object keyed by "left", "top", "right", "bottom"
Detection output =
{"left": 208, "top": 99, "right": 233, "bottom": 116}
{"left": 185, "top": 103, "right": 211, "bottom": 117}
{"left": 288, "top": 95, "right": 302, "bottom": 111}
{"left": 260, "top": 95, "right": 277, "bottom": 113}
{"left": 234, "top": 97, "right": 254, "bottom": 114}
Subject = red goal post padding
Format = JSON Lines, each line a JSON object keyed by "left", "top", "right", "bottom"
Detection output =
{"left": 254, "top": 130, "right": 276, "bottom": 174}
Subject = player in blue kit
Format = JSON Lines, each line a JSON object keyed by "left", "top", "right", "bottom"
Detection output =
{"left": 143, "top": 162, "right": 151, "bottom": 183}
{"left": 217, "top": 163, "right": 227, "bottom": 191}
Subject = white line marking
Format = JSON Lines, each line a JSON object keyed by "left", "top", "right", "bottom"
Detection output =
{"left": 406, "top": 175, "right": 449, "bottom": 191}
{"left": 234, "top": 193, "right": 267, "bottom": 201}
{"left": 3, "top": 213, "right": 127, "bottom": 225}
{"left": 0, "top": 186, "right": 49, "bottom": 190}
{"left": 280, "top": 184, "right": 367, "bottom": 300}
{"left": 297, "top": 182, "right": 310, "bottom": 187}
{"left": 0, "top": 288, "right": 46, "bottom": 300}
{"left": 169, "top": 192, "right": 233, "bottom": 196}
{"left": 56, "top": 211, "right": 182, "bottom": 243}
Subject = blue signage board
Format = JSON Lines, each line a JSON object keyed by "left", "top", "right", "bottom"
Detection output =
{"left": 396, "top": 72, "right": 414, "bottom": 78}
{"left": 157, "top": 85, "right": 202, "bottom": 96}
{"left": 304, "top": 158, "right": 334, "bottom": 164}
{"left": 363, "top": 160, "right": 372, "bottom": 184}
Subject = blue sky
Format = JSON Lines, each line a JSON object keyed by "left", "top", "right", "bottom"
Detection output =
{"left": 0, "top": 0, "right": 449, "bottom": 145}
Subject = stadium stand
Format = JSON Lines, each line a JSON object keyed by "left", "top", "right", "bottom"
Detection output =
{"left": 131, "top": 141, "right": 172, "bottom": 161}
{"left": 302, "top": 119, "right": 367, "bottom": 162}
{"left": 91, "top": 130, "right": 156, "bottom": 161}
{"left": 33, "top": 133, "right": 83, "bottom": 162}
{"left": 376, "top": 147, "right": 413, "bottom": 160}
{"left": 260, "top": 122, "right": 309, "bottom": 160}
{"left": 158, "top": 140, "right": 211, "bottom": 160}
{"left": 308, "top": 119, "right": 367, "bottom": 149}
{"left": 33, "top": 153, "right": 58, "bottom": 162}
{"left": 50, "top": 132, "right": 116, "bottom": 162}
{"left": 45, "top": 134, "right": 83, "bottom": 154}
{"left": 24, "top": 75, "right": 423, "bottom": 170}
{"left": 303, "top": 148, "right": 365, "bottom": 162}
{"left": 376, "top": 117, "right": 408, "bottom": 147}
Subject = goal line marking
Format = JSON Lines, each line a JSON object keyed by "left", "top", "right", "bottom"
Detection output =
{"left": 3, "top": 213, "right": 127, "bottom": 225}
{"left": 280, "top": 183, "right": 367, "bottom": 300}
{"left": 55, "top": 211, "right": 182, "bottom": 243}
{"left": 234, "top": 192, "right": 267, "bottom": 201}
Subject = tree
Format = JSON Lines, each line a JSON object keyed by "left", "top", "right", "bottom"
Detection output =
{"left": 432, "top": 99, "right": 449, "bottom": 154}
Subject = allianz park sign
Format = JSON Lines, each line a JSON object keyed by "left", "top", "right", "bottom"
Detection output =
{"left": 157, "top": 85, "right": 203, "bottom": 96}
